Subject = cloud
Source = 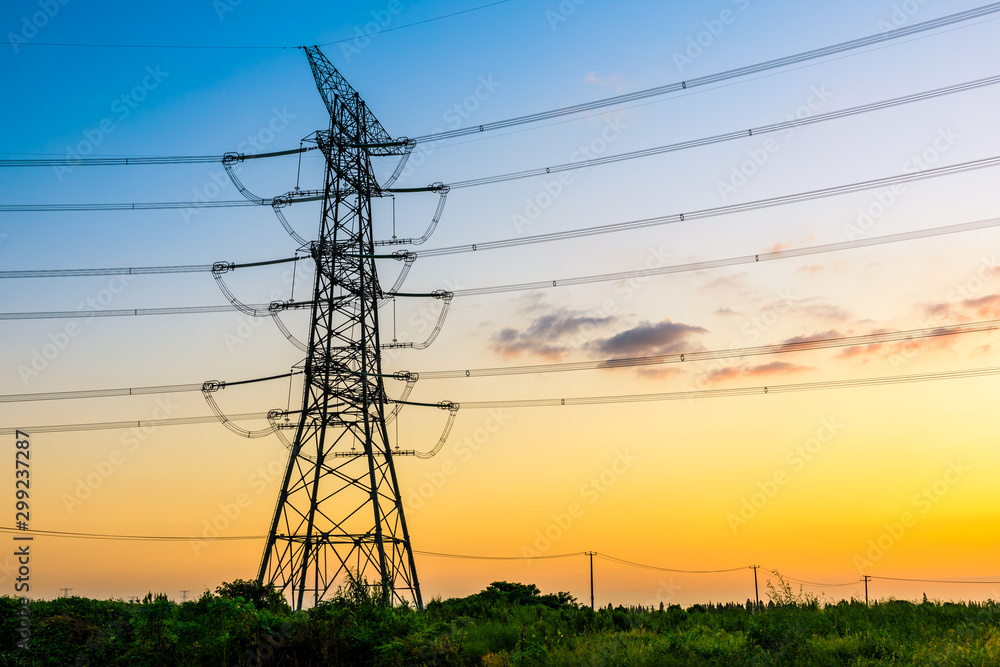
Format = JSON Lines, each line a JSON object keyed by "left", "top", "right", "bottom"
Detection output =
{"left": 779, "top": 330, "right": 842, "bottom": 347}
{"left": 965, "top": 294, "right": 1000, "bottom": 318}
{"left": 705, "top": 361, "right": 813, "bottom": 384}
{"left": 590, "top": 319, "right": 708, "bottom": 357}
{"left": 584, "top": 71, "right": 625, "bottom": 89}
{"left": 765, "top": 234, "right": 815, "bottom": 254}
{"left": 837, "top": 343, "right": 883, "bottom": 361}
{"left": 795, "top": 259, "right": 844, "bottom": 276}
{"left": 801, "top": 303, "right": 852, "bottom": 322}
{"left": 714, "top": 306, "right": 743, "bottom": 317}
{"left": 635, "top": 367, "right": 684, "bottom": 380}
{"left": 491, "top": 304, "right": 615, "bottom": 359}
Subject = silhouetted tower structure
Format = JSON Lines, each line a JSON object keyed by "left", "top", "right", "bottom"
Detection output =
{"left": 258, "top": 46, "right": 421, "bottom": 610}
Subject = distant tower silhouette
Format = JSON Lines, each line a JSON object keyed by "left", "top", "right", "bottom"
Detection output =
{"left": 257, "top": 46, "right": 421, "bottom": 610}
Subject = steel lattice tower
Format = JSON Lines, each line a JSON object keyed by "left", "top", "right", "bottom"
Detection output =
{"left": 257, "top": 46, "right": 421, "bottom": 610}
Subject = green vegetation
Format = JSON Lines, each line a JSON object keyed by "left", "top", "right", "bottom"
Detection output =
{"left": 1, "top": 575, "right": 998, "bottom": 665}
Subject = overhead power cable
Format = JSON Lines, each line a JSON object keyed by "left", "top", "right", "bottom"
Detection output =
{"left": 408, "top": 2, "right": 1000, "bottom": 143}
{"left": 448, "top": 216, "right": 1000, "bottom": 297}
{"left": 0, "top": 524, "right": 990, "bottom": 588}
{"left": 417, "top": 154, "right": 1000, "bottom": 258}
{"left": 0, "top": 185, "right": 435, "bottom": 212}
{"left": 413, "top": 318, "right": 1000, "bottom": 380}
{"left": 0, "top": 303, "right": 272, "bottom": 320}
{"left": 0, "top": 255, "right": 303, "bottom": 280}
{"left": 11, "top": 0, "right": 512, "bottom": 50}
{"left": 5, "top": 317, "right": 996, "bottom": 405}
{"left": 5, "top": 365, "right": 1000, "bottom": 436}
{"left": 6, "top": 152, "right": 995, "bottom": 234}
{"left": 5, "top": 214, "right": 998, "bottom": 298}
{"left": 444, "top": 74, "right": 1000, "bottom": 189}
{"left": 0, "top": 412, "right": 268, "bottom": 436}
{"left": 868, "top": 575, "right": 1000, "bottom": 584}
{"left": 0, "top": 526, "right": 262, "bottom": 542}
{"left": 0, "top": 146, "right": 316, "bottom": 168}
{"left": 597, "top": 553, "right": 747, "bottom": 574}
{"left": 450, "top": 365, "right": 1000, "bottom": 410}
{"left": 767, "top": 572, "right": 860, "bottom": 588}
{"left": 0, "top": 372, "right": 295, "bottom": 404}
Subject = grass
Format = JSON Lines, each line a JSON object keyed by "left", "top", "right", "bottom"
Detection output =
{"left": 0, "top": 577, "right": 998, "bottom": 665}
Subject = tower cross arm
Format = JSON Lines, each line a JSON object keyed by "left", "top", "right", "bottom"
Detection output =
{"left": 302, "top": 45, "right": 410, "bottom": 156}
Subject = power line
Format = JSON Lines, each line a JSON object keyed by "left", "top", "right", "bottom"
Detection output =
{"left": 4, "top": 317, "right": 997, "bottom": 403}
{"left": 414, "top": 318, "right": 1000, "bottom": 380}
{"left": 408, "top": 2, "right": 1000, "bottom": 143}
{"left": 451, "top": 365, "right": 1000, "bottom": 410}
{"left": 414, "top": 550, "right": 586, "bottom": 561}
{"left": 6, "top": 365, "right": 1000, "bottom": 436}
{"left": 768, "top": 571, "right": 860, "bottom": 588}
{"left": 597, "top": 553, "right": 747, "bottom": 574}
{"left": 868, "top": 576, "right": 1000, "bottom": 584}
{"left": 447, "top": 216, "right": 1000, "bottom": 297}
{"left": 0, "top": 186, "right": 441, "bottom": 212}
{"left": 9, "top": 1, "right": 513, "bottom": 51}
{"left": 5, "top": 213, "right": 996, "bottom": 301}
{"left": 0, "top": 523, "right": 995, "bottom": 587}
{"left": 317, "top": 0, "right": 513, "bottom": 47}
{"left": 8, "top": 73, "right": 993, "bottom": 181}
{"left": 0, "top": 303, "right": 272, "bottom": 320}
{"left": 6, "top": 154, "right": 997, "bottom": 236}
{"left": 0, "top": 372, "right": 294, "bottom": 404}
{"left": 444, "top": 74, "right": 1000, "bottom": 189}
{"left": 0, "top": 146, "right": 315, "bottom": 168}
{"left": 0, "top": 412, "right": 267, "bottom": 436}
{"left": 417, "top": 154, "right": 1000, "bottom": 258}
{"left": 0, "top": 255, "right": 303, "bottom": 280}
{"left": 0, "top": 199, "right": 267, "bottom": 212}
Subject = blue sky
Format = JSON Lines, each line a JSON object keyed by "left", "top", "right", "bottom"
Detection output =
{"left": 2, "top": 0, "right": 1000, "bottom": 605}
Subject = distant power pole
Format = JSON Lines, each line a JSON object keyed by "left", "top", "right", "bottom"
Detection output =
{"left": 59, "top": 587, "right": 72, "bottom": 597}
{"left": 180, "top": 589, "right": 190, "bottom": 603}
{"left": 585, "top": 552, "right": 596, "bottom": 610}
{"left": 752, "top": 566, "right": 760, "bottom": 611}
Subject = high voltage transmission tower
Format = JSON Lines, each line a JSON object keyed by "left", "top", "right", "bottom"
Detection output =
{"left": 257, "top": 46, "right": 422, "bottom": 610}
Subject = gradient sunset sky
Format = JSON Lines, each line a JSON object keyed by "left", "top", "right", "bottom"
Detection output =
{"left": 2, "top": 0, "right": 1000, "bottom": 607}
